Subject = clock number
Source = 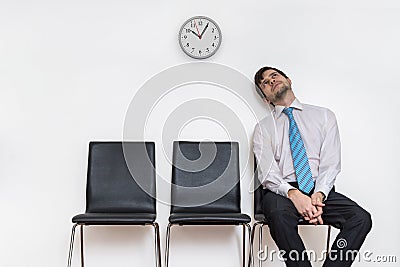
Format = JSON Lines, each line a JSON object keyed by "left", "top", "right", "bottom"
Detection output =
{"left": 191, "top": 47, "right": 195, "bottom": 53}
{"left": 183, "top": 35, "right": 187, "bottom": 39}
{"left": 212, "top": 43, "right": 215, "bottom": 47}
{"left": 214, "top": 35, "right": 219, "bottom": 40}
{"left": 198, "top": 50, "right": 202, "bottom": 55}
{"left": 206, "top": 48, "right": 210, "bottom": 53}
{"left": 198, "top": 20, "right": 203, "bottom": 26}
{"left": 212, "top": 28, "right": 215, "bottom": 33}
{"left": 186, "top": 43, "right": 190, "bottom": 47}
{"left": 185, "top": 28, "right": 191, "bottom": 33}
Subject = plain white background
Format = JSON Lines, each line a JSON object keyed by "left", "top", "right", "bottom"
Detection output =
{"left": 1, "top": 1, "right": 399, "bottom": 266}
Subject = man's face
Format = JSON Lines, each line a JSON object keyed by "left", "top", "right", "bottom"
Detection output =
{"left": 259, "top": 69, "right": 292, "bottom": 104}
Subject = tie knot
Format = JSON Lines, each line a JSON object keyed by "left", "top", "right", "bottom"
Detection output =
{"left": 282, "top": 107, "right": 294, "bottom": 116}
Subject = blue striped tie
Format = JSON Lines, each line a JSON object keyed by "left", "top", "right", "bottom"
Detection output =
{"left": 282, "top": 107, "right": 314, "bottom": 194}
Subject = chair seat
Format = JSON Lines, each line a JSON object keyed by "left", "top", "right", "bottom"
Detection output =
{"left": 169, "top": 213, "right": 251, "bottom": 225}
{"left": 72, "top": 213, "right": 156, "bottom": 225}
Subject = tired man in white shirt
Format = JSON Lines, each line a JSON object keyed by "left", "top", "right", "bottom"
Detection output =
{"left": 253, "top": 66, "right": 371, "bottom": 267}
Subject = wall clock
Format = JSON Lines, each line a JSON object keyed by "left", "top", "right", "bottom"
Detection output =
{"left": 178, "top": 16, "right": 222, "bottom": 59}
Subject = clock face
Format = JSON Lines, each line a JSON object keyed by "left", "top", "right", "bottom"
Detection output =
{"left": 179, "top": 16, "right": 222, "bottom": 59}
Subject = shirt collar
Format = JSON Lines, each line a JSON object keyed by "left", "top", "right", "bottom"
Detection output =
{"left": 274, "top": 98, "right": 304, "bottom": 117}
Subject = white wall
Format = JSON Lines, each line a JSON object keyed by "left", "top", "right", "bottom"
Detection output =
{"left": 1, "top": 1, "right": 399, "bottom": 266}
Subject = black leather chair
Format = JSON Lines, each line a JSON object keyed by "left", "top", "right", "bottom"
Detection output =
{"left": 67, "top": 142, "right": 161, "bottom": 267}
{"left": 165, "top": 141, "right": 251, "bottom": 267}
{"left": 248, "top": 157, "right": 332, "bottom": 267}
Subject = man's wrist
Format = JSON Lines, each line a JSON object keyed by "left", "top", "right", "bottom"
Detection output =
{"left": 317, "top": 191, "right": 326, "bottom": 201}
{"left": 288, "top": 188, "right": 300, "bottom": 200}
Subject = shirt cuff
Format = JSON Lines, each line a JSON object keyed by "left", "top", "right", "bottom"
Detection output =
{"left": 279, "top": 183, "right": 297, "bottom": 198}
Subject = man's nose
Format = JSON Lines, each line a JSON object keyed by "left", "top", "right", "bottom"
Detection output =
{"left": 270, "top": 79, "right": 275, "bottom": 85}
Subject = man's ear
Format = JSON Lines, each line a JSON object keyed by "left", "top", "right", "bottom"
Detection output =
{"left": 287, "top": 77, "right": 292, "bottom": 85}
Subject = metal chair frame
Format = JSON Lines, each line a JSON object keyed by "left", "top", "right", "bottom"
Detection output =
{"left": 165, "top": 222, "right": 251, "bottom": 267}
{"left": 67, "top": 222, "right": 161, "bottom": 267}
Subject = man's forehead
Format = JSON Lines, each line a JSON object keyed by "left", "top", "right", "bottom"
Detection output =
{"left": 261, "top": 69, "right": 278, "bottom": 80}
{"left": 260, "top": 70, "right": 279, "bottom": 82}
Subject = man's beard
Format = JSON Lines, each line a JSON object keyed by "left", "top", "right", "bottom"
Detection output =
{"left": 272, "top": 84, "right": 291, "bottom": 102}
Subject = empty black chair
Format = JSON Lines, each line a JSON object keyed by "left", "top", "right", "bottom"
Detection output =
{"left": 67, "top": 141, "right": 161, "bottom": 267}
{"left": 248, "top": 156, "right": 332, "bottom": 267}
{"left": 165, "top": 141, "right": 251, "bottom": 267}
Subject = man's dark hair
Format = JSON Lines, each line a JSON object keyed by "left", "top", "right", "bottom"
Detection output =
{"left": 254, "top": 66, "right": 288, "bottom": 89}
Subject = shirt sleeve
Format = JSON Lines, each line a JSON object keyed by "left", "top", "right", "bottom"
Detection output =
{"left": 314, "top": 109, "right": 341, "bottom": 198}
{"left": 253, "top": 122, "right": 296, "bottom": 198}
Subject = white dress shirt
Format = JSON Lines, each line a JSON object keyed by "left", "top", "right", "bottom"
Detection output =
{"left": 253, "top": 98, "right": 341, "bottom": 198}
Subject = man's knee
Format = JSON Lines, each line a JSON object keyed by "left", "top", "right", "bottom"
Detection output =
{"left": 353, "top": 206, "right": 372, "bottom": 233}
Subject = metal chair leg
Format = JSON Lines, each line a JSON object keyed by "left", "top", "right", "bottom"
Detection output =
{"left": 248, "top": 224, "right": 256, "bottom": 267}
{"left": 242, "top": 225, "right": 246, "bottom": 267}
{"left": 80, "top": 225, "right": 84, "bottom": 267}
{"left": 152, "top": 223, "right": 162, "bottom": 267}
{"left": 165, "top": 223, "right": 172, "bottom": 267}
{"left": 67, "top": 224, "right": 78, "bottom": 267}
{"left": 69, "top": 223, "right": 164, "bottom": 267}
{"left": 243, "top": 223, "right": 251, "bottom": 267}
{"left": 166, "top": 223, "right": 253, "bottom": 267}
{"left": 258, "top": 224, "right": 264, "bottom": 267}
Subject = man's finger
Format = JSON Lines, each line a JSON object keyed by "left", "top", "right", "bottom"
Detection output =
{"left": 313, "top": 206, "right": 323, "bottom": 218}
{"left": 314, "top": 202, "right": 325, "bottom": 207}
{"left": 309, "top": 218, "right": 318, "bottom": 224}
{"left": 312, "top": 197, "right": 325, "bottom": 207}
{"left": 311, "top": 194, "right": 326, "bottom": 207}
{"left": 307, "top": 209, "right": 314, "bottom": 220}
{"left": 311, "top": 205, "right": 319, "bottom": 216}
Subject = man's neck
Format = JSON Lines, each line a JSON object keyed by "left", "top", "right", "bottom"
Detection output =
{"left": 273, "top": 91, "right": 296, "bottom": 107}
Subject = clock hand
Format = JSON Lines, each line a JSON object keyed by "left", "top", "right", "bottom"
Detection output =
{"left": 200, "top": 22, "right": 209, "bottom": 39}
{"left": 190, "top": 29, "right": 200, "bottom": 38}
{"left": 194, "top": 19, "right": 201, "bottom": 39}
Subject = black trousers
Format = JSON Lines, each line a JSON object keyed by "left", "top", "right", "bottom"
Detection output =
{"left": 262, "top": 186, "right": 372, "bottom": 267}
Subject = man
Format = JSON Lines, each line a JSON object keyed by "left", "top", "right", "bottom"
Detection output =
{"left": 253, "top": 66, "right": 372, "bottom": 267}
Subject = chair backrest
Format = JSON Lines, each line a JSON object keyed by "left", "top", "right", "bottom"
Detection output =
{"left": 170, "top": 141, "right": 241, "bottom": 214}
{"left": 85, "top": 141, "right": 156, "bottom": 214}
{"left": 253, "top": 155, "right": 264, "bottom": 217}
